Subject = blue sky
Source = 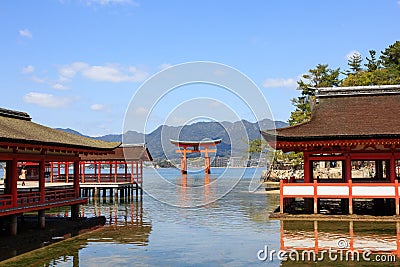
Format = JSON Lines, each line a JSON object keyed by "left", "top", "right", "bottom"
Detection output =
{"left": 1, "top": 0, "right": 400, "bottom": 136}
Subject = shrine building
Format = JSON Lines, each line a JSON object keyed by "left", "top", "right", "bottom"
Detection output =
{"left": 262, "top": 85, "right": 400, "bottom": 216}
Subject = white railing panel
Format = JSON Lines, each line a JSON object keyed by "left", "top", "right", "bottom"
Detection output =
{"left": 283, "top": 186, "right": 313, "bottom": 196}
{"left": 352, "top": 186, "right": 395, "bottom": 197}
{"left": 317, "top": 186, "right": 349, "bottom": 196}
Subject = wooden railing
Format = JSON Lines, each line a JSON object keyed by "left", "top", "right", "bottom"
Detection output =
{"left": 45, "top": 188, "right": 76, "bottom": 202}
{"left": 15, "top": 188, "right": 77, "bottom": 207}
{"left": 280, "top": 179, "right": 400, "bottom": 215}
{"left": 50, "top": 174, "right": 141, "bottom": 184}
{"left": 17, "top": 191, "right": 41, "bottom": 206}
{"left": 80, "top": 174, "right": 138, "bottom": 183}
{"left": 0, "top": 194, "right": 12, "bottom": 208}
{"left": 50, "top": 175, "right": 73, "bottom": 183}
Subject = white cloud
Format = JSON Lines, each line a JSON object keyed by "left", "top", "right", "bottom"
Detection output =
{"left": 31, "top": 76, "right": 48, "bottom": 84}
{"left": 52, "top": 83, "right": 68, "bottom": 90}
{"left": 23, "top": 92, "right": 76, "bottom": 108}
{"left": 82, "top": 0, "right": 139, "bottom": 6}
{"left": 21, "top": 65, "right": 34, "bottom": 74}
{"left": 30, "top": 76, "right": 68, "bottom": 90}
{"left": 58, "top": 62, "right": 149, "bottom": 83}
{"left": 262, "top": 78, "right": 297, "bottom": 89}
{"left": 345, "top": 50, "right": 361, "bottom": 60}
{"left": 59, "top": 62, "right": 89, "bottom": 79}
{"left": 90, "top": 104, "right": 107, "bottom": 111}
{"left": 19, "top": 29, "right": 32, "bottom": 38}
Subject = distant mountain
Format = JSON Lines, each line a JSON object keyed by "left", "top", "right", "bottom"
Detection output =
{"left": 55, "top": 128, "right": 88, "bottom": 137}
{"left": 57, "top": 119, "right": 288, "bottom": 160}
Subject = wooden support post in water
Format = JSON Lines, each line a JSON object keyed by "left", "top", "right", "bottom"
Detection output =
{"left": 71, "top": 204, "right": 80, "bottom": 219}
{"left": 94, "top": 187, "right": 98, "bottom": 199}
{"left": 120, "top": 187, "right": 125, "bottom": 199}
{"left": 114, "top": 188, "right": 118, "bottom": 202}
{"left": 102, "top": 188, "right": 107, "bottom": 203}
{"left": 10, "top": 215, "right": 17, "bottom": 236}
{"left": 38, "top": 210, "right": 45, "bottom": 229}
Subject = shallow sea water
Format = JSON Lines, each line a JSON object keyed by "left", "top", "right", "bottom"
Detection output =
{"left": 3, "top": 168, "right": 400, "bottom": 266}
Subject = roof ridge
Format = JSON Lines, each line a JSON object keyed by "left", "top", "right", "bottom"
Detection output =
{"left": 0, "top": 107, "right": 31, "bottom": 121}
{"left": 316, "top": 84, "right": 400, "bottom": 98}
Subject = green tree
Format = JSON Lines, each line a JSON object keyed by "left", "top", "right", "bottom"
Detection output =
{"left": 342, "top": 68, "right": 400, "bottom": 86}
{"left": 380, "top": 40, "right": 400, "bottom": 71}
{"left": 342, "top": 41, "right": 400, "bottom": 86}
{"left": 364, "top": 50, "right": 380, "bottom": 71}
{"left": 346, "top": 52, "right": 363, "bottom": 74}
{"left": 289, "top": 64, "right": 341, "bottom": 125}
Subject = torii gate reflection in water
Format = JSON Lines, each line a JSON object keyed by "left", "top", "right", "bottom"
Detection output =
{"left": 170, "top": 139, "right": 222, "bottom": 174}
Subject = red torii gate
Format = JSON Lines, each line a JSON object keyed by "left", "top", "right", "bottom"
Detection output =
{"left": 170, "top": 139, "right": 221, "bottom": 174}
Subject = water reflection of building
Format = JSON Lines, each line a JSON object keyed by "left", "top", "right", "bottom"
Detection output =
{"left": 279, "top": 219, "right": 400, "bottom": 262}
{"left": 178, "top": 173, "right": 216, "bottom": 207}
{"left": 9, "top": 200, "right": 151, "bottom": 266}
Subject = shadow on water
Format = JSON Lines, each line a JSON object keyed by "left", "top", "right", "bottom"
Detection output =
{"left": 0, "top": 199, "right": 151, "bottom": 267}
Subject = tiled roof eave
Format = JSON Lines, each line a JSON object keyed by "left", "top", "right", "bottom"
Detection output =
{"left": 0, "top": 137, "right": 120, "bottom": 153}
{"left": 275, "top": 134, "right": 400, "bottom": 142}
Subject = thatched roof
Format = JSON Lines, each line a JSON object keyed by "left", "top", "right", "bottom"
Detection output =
{"left": 0, "top": 108, "right": 120, "bottom": 152}
{"left": 262, "top": 85, "right": 400, "bottom": 142}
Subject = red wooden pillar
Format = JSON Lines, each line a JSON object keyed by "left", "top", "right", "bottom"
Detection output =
{"left": 124, "top": 162, "right": 128, "bottom": 180}
{"left": 348, "top": 179, "right": 353, "bottom": 214}
{"left": 57, "top": 162, "right": 61, "bottom": 178}
{"left": 303, "top": 152, "right": 311, "bottom": 183}
{"left": 50, "top": 162, "right": 54, "bottom": 183}
{"left": 97, "top": 161, "right": 101, "bottom": 183}
{"left": 114, "top": 161, "right": 117, "bottom": 183}
{"left": 181, "top": 147, "right": 187, "bottom": 174}
{"left": 131, "top": 161, "right": 134, "bottom": 183}
{"left": 81, "top": 162, "right": 85, "bottom": 183}
{"left": 140, "top": 160, "right": 143, "bottom": 185}
{"left": 65, "top": 162, "right": 69, "bottom": 183}
{"left": 109, "top": 162, "right": 112, "bottom": 181}
{"left": 39, "top": 158, "right": 46, "bottom": 203}
{"left": 10, "top": 158, "right": 18, "bottom": 207}
{"left": 136, "top": 161, "right": 139, "bottom": 183}
{"left": 74, "top": 160, "right": 80, "bottom": 197}
{"left": 204, "top": 146, "right": 210, "bottom": 174}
